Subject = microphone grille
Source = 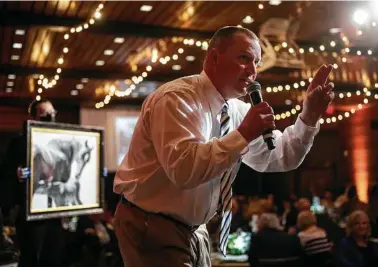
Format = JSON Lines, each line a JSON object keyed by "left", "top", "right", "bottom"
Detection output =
{"left": 247, "top": 81, "right": 261, "bottom": 94}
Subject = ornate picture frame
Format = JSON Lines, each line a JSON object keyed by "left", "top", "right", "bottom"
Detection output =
{"left": 26, "top": 120, "right": 105, "bottom": 221}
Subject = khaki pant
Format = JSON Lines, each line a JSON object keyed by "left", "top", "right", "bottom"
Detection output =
{"left": 114, "top": 202, "right": 212, "bottom": 267}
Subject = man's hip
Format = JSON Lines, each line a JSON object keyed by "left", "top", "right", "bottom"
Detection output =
{"left": 114, "top": 198, "right": 211, "bottom": 267}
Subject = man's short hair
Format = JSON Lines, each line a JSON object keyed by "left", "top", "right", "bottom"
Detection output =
{"left": 28, "top": 98, "right": 51, "bottom": 117}
{"left": 208, "top": 26, "right": 259, "bottom": 52}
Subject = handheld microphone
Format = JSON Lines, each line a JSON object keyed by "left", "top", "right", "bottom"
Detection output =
{"left": 246, "top": 81, "right": 276, "bottom": 150}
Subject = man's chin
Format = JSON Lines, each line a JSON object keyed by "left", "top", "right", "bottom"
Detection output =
{"left": 238, "top": 86, "right": 248, "bottom": 96}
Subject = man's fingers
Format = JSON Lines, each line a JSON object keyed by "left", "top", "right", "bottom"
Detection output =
{"left": 258, "top": 105, "right": 274, "bottom": 115}
{"left": 309, "top": 65, "right": 327, "bottom": 89}
{"left": 262, "top": 114, "right": 275, "bottom": 122}
{"left": 264, "top": 120, "right": 276, "bottom": 130}
{"left": 309, "top": 64, "right": 333, "bottom": 91}
{"left": 307, "top": 85, "right": 322, "bottom": 98}
{"left": 324, "top": 91, "right": 335, "bottom": 102}
{"left": 323, "top": 82, "right": 334, "bottom": 93}
{"left": 254, "top": 101, "right": 269, "bottom": 109}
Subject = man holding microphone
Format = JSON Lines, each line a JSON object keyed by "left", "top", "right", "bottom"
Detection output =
{"left": 113, "top": 26, "right": 334, "bottom": 267}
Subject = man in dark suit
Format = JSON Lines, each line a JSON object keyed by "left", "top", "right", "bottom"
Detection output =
{"left": 0, "top": 99, "right": 64, "bottom": 267}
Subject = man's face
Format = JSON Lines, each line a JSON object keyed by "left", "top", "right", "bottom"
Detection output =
{"left": 212, "top": 33, "right": 261, "bottom": 100}
{"left": 35, "top": 101, "right": 57, "bottom": 122}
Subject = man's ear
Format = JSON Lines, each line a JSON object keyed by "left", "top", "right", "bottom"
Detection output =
{"left": 208, "top": 48, "right": 218, "bottom": 65}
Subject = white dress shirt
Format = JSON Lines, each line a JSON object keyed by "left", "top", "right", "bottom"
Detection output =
{"left": 114, "top": 71, "right": 320, "bottom": 226}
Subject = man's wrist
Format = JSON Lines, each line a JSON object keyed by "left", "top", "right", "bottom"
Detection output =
{"left": 300, "top": 112, "right": 320, "bottom": 127}
{"left": 237, "top": 125, "right": 252, "bottom": 143}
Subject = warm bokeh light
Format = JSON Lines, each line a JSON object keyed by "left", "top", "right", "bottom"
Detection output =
{"left": 352, "top": 148, "right": 369, "bottom": 203}
{"left": 350, "top": 120, "right": 370, "bottom": 203}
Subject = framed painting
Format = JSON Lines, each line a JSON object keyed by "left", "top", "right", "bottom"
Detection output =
{"left": 26, "top": 120, "right": 105, "bottom": 221}
{"left": 114, "top": 115, "right": 139, "bottom": 165}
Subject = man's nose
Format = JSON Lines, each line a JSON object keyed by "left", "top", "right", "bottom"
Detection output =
{"left": 246, "top": 64, "right": 257, "bottom": 80}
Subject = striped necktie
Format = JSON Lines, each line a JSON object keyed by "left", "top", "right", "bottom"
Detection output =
{"left": 218, "top": 103, "right": 233, "bottom": 256}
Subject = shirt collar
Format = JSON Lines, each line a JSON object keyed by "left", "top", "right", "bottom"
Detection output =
{"left": 199, "top": 71, "right": 226, "bottom": 119}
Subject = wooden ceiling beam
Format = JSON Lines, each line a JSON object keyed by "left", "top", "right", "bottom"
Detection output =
{"left": 0, "top": 64, "right": 179, "bottom": 81}
{"left": 0, "top": 10, "right": 215, "bottom": 39}
{"left": 1, "top": 64, "right": 362, "bottom": 93}
{"left": 0, "top": 64, "right": 312, "bottom": 85}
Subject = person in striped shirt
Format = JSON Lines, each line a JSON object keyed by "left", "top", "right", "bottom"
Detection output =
{"left": 297, "top": 210, "right": 333, "bottom": 266}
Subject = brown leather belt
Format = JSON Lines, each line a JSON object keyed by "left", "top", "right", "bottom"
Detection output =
{"left": 120, "top": 195, "right": 200, "bottom": 232}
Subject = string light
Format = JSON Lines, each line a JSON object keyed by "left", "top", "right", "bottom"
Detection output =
{"left": 95, "top": 47, "right": 186, "bottom": 108}
{"left": 275, "top": 105, "right": 302, "bottom": 121}
{"left": 272, "top": 39, "right": 374, "bottom": 58}
{"left": 276, "top": 87, "right": 378, "bottom": 123}
{"left": 36, "top": 2, "right": 105, "bottom": 99}
{"left": 95, "top": 7, "right": 378, "bottom": 109}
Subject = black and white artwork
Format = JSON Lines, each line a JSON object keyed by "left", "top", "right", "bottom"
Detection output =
{"left": 26, "top": 121, "right": 104, "bottom": 221}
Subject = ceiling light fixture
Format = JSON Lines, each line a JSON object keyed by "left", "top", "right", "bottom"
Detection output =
{"left": 140, "top": 5, "right": 153, "bottom": 12}
{"left": 95, "top": 60, "right": 105, "bottom": 66}
{"left": 13, "top": 43, "right": 22, "bottom": 49}
{"left": 71, "top": 90, "right": 78, "bottom": 96}
{"left": 11, "top": 55, "right": 20, "bottom": 60}
{"left": 76, "top": 84, "right": 84, "bottom": 90}
{"left": 242, "top": 16, "right": 254, "bottom": 24}
{"left": 269, "top": 0, "right": 281, "bottom": 5}
{"left": 185, "top": 55, "right": 195, "bottom": 62}
{"left": 104, "top": 49, "right": 114, "bottom": 56}
{"left": 353, "top": 9, "right": 368, "bottom": 25}
{"left": 114, "top": 37, "right": 125, "bottom": 44}
{"left": 8, "top": 74, "right": 16, "bottom": 79}
{"left": 15, "top": 29, "right": 25, "bottom": 35}
{"left": 5, "top": 88, "right": 13, "bottom": 93}
{"left": 172, "top": 65, "right": 182, "bottom": 71}
{"left": 329, "top": 28, "right": 341, "bottom": 34}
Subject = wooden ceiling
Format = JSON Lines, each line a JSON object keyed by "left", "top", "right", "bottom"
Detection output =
{"left": 0, "top": 0, "right": 377, "bottom": 111}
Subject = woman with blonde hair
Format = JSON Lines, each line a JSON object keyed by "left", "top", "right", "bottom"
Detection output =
{"left": 334, "top": 210, "right": 378, "bottom": 267}
{"left": 297, "top": 211, "right": 333, "bottom": 266}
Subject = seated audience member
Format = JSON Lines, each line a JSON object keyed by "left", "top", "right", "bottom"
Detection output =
{"left": 289, "top": 198, "right": 344, "bottom": 244}
{"left": 278, "top": 199, "right": 292, "bottom": 228}
{"left": 368, "top": 185, "right": 378, "bottom": 237}
{"left": 248, "top": 213, "right": 303, "bottom": 267}
{"left": 297, "top": 211, "right": 333, "bottom": 266}
{"left": 334, "top": 210, "right": 378, "bottom": 267}
{"left": 230, "top": 196, "right": 250, "bottom": 233}
{"left": 285, "top": 198, "right": 308, "bottom": 233}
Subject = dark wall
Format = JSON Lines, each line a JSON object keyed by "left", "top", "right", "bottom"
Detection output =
{"left": 0, "top": 102, "right": 80, "bottom": 162}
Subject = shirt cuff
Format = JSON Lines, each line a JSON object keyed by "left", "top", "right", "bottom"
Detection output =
{"left": 220, "top": 130, "right": 249, "bottom": 157}
{"left": 294, "top": 113, "right": 320, "bottom": 145}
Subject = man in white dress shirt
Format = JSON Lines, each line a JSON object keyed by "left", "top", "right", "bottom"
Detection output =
{"left": 113, "top": 26, "right": 334, "bottom": 267}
